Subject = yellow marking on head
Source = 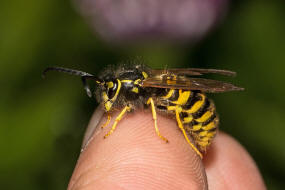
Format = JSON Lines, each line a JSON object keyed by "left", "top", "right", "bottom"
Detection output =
{"left": 142, "top": 71, "right": 148, "bottom": 79}
{"left": 103, "top": 79, "right": 122, "bottom": 112}
{"left": 111, "top": 79, "right": 121, "bottom": 102}
{"left": 192, "top": 124, "right": 202, "bottom": 131}
{"left": 172, "top": 90, "right": 191, "bottom": 105}
{"left": 182, "top": 115, "right": 193, "bottom": 123}
{"left": 184, "top": 94, "right": 205, "bottom": 113}
{"left": 131, "top": 87, "right": 139, "bottom": 93}
{"left": 196, "top": 110, "right": 213, "bottom": 123}
{"left": 202, "top": 121, "right": 216, "bottom": 131}
{"left": 162, "top": 89, "right": 175, "bottom": 99}
{"left": 96, "top": 80, "right": 101, "bottom": 84}
{"left": 107, "top": 82, "right": 114, "bottom": 88}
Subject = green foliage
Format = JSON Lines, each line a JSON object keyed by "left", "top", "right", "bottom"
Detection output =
{"left": 0, "top": 0, "right": 284, "bottom": 189}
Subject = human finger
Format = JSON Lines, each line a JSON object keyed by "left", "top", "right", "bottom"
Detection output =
{"left": 68, "top": 109, "right": 208, "bottom": 190}
{"left": 204, "top": 132, "right": 266, "bottom": 190}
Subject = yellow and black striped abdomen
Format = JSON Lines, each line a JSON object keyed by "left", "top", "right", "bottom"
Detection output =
{"left": 155, "top": 89, "right": 219, "bottom": 152}
{"left": 181, "top": 92, "right": 219, "bottom": 152}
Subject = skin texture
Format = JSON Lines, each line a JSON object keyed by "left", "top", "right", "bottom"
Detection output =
{"left": 68, "top": 108, "right": 266, "bottom": 190}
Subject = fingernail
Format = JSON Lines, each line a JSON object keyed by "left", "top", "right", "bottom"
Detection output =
{"left": 81, "top": 106, "right": 104, "bottom": 152}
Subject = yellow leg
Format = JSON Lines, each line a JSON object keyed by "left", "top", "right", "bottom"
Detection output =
{"left": 175, "top": 108, "right": 203, "bottom": 159}
{"left": 104, "top": 106, "right": 131, "bottom": 138}
{"left": 147, "top": 98, "right": 168, "bottom": 143}
{"left": 101, "top": 113, "right": 111, "bottom": 129}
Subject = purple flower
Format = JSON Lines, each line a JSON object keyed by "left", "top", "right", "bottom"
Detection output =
{"left": 76, "top": 0, "right": 228, "bottom": 44}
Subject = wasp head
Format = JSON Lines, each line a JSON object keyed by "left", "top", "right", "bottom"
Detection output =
{"left": 98, "top": 79, "right": 121, "bottom": 112}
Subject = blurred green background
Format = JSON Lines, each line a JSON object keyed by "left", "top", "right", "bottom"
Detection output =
{"left": 0, "top": 0, "right": 284, "bottom": 189}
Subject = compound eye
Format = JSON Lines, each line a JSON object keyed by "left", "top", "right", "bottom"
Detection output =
{"left": 106, "top": 81, "right": 117, "bottom": 99}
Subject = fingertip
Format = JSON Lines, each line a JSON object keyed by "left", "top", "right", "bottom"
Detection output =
{"left": 81, "top": 106, "right": 104, "bottom": 150}
{"left": 204, "top": 132, "right": 266, "bottom": 190}
{"left": 69, "top": 110, "right": 208, "bottom": 190}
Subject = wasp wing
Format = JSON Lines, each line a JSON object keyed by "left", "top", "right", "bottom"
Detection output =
{"left": 151, "top": 68, "right": 236, "bottom": 77}
{"left": 142, "top": 77, "right": 244, "bottom": 93}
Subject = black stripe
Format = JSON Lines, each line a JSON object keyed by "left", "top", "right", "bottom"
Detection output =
{"left": 180, "top": 112, "right": 188, "bottom": 119}
{"left": 195, "top": 119, "right": 218, "bottom": 136}
{"left": 156, "top": 105, "right": 167, "bottom": 110}
{"left": 191, "top": 128, "right": 204, "bottom": 136}
{"left": 192, "top": 98, "right": 210, "bottom": 119}
{"left": 168, "top": 90, "right": 179, "bottom": 101}
{"left": 182, "top": 91, "right": 201, "bottom": 110}
{"left": 190, "top": 120, "right": 199, "bottom": 126}
{"left": 208, "top": 127, "right": 218, "bottom": 133}
{"left": 157, "top": 88, "right": 169, "bottom": 97}
{"left": 168, "top": 102, "right": 177, "bottom": 106}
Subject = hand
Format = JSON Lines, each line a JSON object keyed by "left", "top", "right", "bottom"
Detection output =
{"left": 68, "top": 108, "right": 266, "bottom": 190}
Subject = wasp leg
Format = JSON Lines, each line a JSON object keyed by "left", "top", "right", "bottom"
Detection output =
{"left": 101, "top": 113, "right": 111, "bottom": 129}
{"left": 147, "top": 98, "right": 168, "bottom": 143}
{"left": 104, "top": 105, "right": 131, "bottom": 138}
{"left": 175, "top": 108, "right": 203, "bottom": 159}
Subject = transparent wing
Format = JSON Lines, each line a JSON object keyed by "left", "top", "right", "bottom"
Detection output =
{"left": 151, "top": 68, "right": 236, "bottom": 77}
{"left": 142, "top": 76, "right": 244, "bottom": 93}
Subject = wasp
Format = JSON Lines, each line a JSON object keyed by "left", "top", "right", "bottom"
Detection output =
{"left": 43, "top": 63, "right": 243, "bottom": 158}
